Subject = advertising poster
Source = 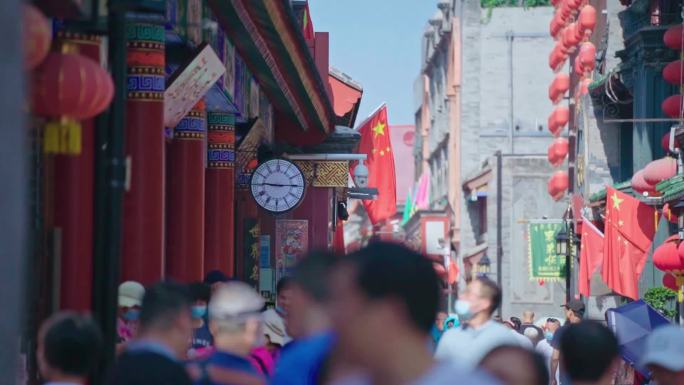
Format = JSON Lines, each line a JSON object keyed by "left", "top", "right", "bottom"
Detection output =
{"left": 275, "top": 220, "right": 308, "bottom": 281}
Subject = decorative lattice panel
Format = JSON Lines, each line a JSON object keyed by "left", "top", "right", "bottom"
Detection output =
{"left": 294, "top": 161, "right": 349, "bottom": 187}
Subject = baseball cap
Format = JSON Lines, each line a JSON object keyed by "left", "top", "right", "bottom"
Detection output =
{"left": 561, "top": 299, "right": 586, "bottom": 315}
{"left": 640, "top": 325, "right": 684, "bottom": 372}
{"left": 118, "top": 281, "right": 145, "bottom": 308}
{"left": 209, "top": 281, "right": 264, "bottom": 320}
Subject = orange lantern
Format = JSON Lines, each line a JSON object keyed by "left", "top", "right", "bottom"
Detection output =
{"left": 22, "top": 4, "right": 52, "bottom": 70}
{"left": 662, "top": 94, "right": 683, "bottom": 119}
{"left": 579, "top": 42, "right": 596, "bottom": 72}
{"left": 664, "top": 25, "right": 683, "bottom": 51}
{"left": 643, "top": 157, "right": 678, "bottom": 185}
{"left": 630, "top": 169, "right": 656, "bottom": 195}
{"left": 578, "top": 5, "right": 597, "bottom": 37}
{"left": 31, "top": 51, "right": 114, "bottom": 154}
{"left": 548, "top": 171, "right": 569, "bottom": 201}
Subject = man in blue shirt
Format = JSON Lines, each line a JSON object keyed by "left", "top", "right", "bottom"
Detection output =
{"left": 188, "top": 282, "right": 267, "bottom": 385}
{"left": 272, "top": 251, "right": 341, "bottom": 385}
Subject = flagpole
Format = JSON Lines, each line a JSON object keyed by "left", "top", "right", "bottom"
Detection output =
{"left": 354, "top": 102, "right": 387, "bottom": 131}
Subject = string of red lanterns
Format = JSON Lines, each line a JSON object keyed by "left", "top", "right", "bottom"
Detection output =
{"left": 545, "top": 0, "right": 597, "bottom": 201}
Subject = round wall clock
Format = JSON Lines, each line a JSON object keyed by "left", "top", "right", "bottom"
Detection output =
{"left": 250, "top": 158, "right": 306, "bottom": 214}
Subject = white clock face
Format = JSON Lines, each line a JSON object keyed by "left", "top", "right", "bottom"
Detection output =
{"left": 250, "top": 159, "right": 306, "bottom": 213}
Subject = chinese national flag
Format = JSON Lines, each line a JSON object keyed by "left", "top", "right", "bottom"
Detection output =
{"left": 578, "top": 217, "right": 604, "bottom": 297}
{"left": 355, "top": 105, "right": 397, "bottom": 225}
{"left": 601, "top": 188, "right": 657, "bottom": 300}
{"left": 333, "top": 219, "right": 345, "bottom": 255}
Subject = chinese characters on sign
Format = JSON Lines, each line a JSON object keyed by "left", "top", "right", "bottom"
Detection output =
{"left": 528, "top": 222, "right": 566, "bottom": 280}
{"left": 164, "top": 43, "right": 225, "bottom": 128}
{"left": 242, "top": 218, "right": 260, "bottom": 287}
{"left": 275, "top": 220, "right": 308, "bottom": 282}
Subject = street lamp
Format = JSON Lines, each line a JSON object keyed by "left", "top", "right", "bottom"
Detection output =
{"left": 556, "top": 222, "right": 572, "bottom": 303}
{"left": 477, "top": 255, "right": 491, "bottom": 278}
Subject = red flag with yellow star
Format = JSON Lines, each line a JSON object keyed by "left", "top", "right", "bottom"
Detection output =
{"left": 355, "top": 105, "right": 397, "bottom": 225}
{"left": 601, "top": 188, "right": 656, "bottom": 300}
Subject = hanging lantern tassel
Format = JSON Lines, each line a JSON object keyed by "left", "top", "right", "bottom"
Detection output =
{"left": 43, "top": 118, "right": 82, "bottom": 154}
{"left": 538, "top": 278, "right": 545, "bottom": 286}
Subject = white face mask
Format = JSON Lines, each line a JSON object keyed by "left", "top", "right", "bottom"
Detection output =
{"left": 454, "top": 300, "right": 474, "bottom": 321}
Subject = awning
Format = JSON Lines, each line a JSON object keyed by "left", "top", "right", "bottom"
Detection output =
{"left": 329, "top": 67, "right": 363, "bottom": 127}
{"left": 207, "top": 0, "right": 334, "bottom": 145}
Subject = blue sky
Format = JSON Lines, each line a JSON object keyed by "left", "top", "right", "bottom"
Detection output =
{"left": 308, "top": 0, "right": 437, "bottom": 126}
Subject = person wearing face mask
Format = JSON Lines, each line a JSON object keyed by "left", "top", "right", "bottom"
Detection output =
{"left": 435, "top": 277, "right": 522, "bottom": 369}
{"left": 187, "top": 282, "right": 213, "bottom": 359}
{"left": 107, "top": 282, "right": 194, "bottom": 385}
{"left": 535, "top": 318, "right": 561, "bottom": 383}
{"left": 117, "top": 281, "right": 145, "bottom": 354}
{"left": 187, "top": 281, "right": 268, "bottom": 385}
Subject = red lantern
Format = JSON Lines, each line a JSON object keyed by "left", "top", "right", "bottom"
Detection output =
{"left": 31, "top": 52, "right": 114, "bottom": 154}
{"left": 566, "top": 0, "right": 582, "bottom": 10}
{"left": 631, "top": 169, "right": 656, "bottom": 195}
{"left": 579, "top": 42, "right": 596, "bottom": 72}
{"left": 664, "top": 25, "right": 683, "bottom": 51}
{"left": 548, "top": 137, "right": 569, "bottom": 167}
{"left": 663, "top": 60, "right": 684, "bottom": 85}
{"left": 550, "top": 16, "right": 564, "bottom": 39}
{"left": 578, "top": 5, "right": 597, "bottom": 37}
{"left": 548, "top": 114, "right": 560, "bottom": 136}
{"left": 23, "top": 4, "right": 52, "bottom": 70}
{"left": 548, "top": 171, "right": 569, "bottom": 201}
{"left": 563, "top": 24, "right": 581, "bottom": 51}
{"left": 643, "top": 157, "right": 678, "bottom": 186}
{"left": 661, "top": 132, "right": 681, "bottom": 153}
{"left": 549, "top": 73, "right": 570, "bottom": 103}
{"left": 663, "top": 274, "right": 678, "bottom": 291}
{"left": 663, "top": 203, "right": 679, "bottom": 224}
{"left": 654, "top": 235, "right": 683, "bottom": 272}
{"left": 662, "top": 94, "right": 683, "bottom": 119}
{"left": 551, "top": 106, "right": 570, "bottom": 135}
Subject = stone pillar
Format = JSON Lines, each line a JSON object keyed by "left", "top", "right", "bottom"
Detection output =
{"left": 52, "top": 32, "right": 101, "bottom": 310}
{"left": 204, "top": 112, "right": 236, "bottom": 277}
{"left": 122, "top": 22, "right": 166, "bottom": 284}
{"left": 166, "top": 101, "right": 207, "bottom": 282}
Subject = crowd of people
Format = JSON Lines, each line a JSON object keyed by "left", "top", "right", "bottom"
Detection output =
{"left": 35, "top": 241, "right": 684, "bottom": 385}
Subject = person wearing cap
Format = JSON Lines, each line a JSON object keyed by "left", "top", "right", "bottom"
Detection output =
{"left": 550, "top": 299, "right": 585, "bottom": 385}
{"left": 117, "top": 281, "right": 145, "bottom": 352}
{"left": 640, "top": 325, "right": 684, "bottom": 385}
{"left": 188, "top": 281, "right": 267, "bottom": 385}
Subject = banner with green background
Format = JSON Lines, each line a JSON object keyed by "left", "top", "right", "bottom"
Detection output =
{"left": 528, "top": 221, "right": 566, "bottom": 281}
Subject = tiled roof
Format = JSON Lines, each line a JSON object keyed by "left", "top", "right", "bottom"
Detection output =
{"left": 589, "top": 180, "right": 633, "bottom": 203}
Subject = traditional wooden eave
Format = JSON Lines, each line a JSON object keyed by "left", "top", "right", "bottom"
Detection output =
{"left": 208, "top": 0, "right": 334, "bottom": 144}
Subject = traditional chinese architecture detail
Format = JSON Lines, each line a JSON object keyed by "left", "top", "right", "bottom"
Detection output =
{"left": 294, "top": 161, "right": 349, "bottom": 187}
{"left": 207, "top": 112, "right": 236, "bottom": 168}
{"left": 126, "top": 23, "right": 165, "bottom": 101}
{"left": 174, "top": 101, "right": 206, "bottom": 140}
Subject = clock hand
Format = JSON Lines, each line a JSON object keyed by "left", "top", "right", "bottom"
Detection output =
{"left": 258, "top": 182, "right": 302, "bottom": 187}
